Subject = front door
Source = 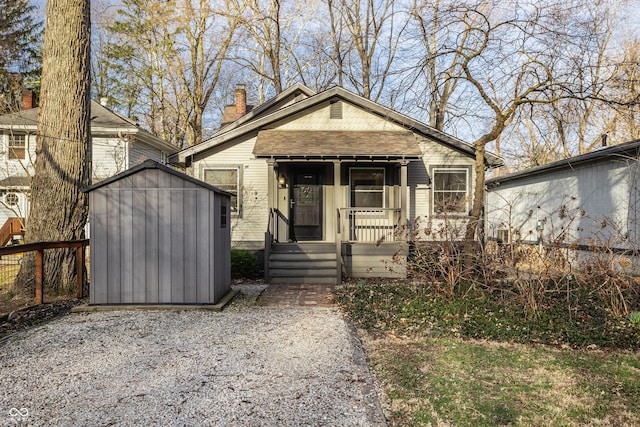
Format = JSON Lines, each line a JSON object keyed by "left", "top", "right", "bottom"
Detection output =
{"left": 290, "top": 170, "right": 322, "bottom": 241}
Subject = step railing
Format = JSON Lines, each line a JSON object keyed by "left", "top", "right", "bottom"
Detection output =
{"left": 0, "top": 217, "right": 25, "bottom": 246}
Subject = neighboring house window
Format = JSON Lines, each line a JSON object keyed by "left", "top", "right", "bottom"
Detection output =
{"left": 5, "top": 192, "right": 19, "bottom": 206}
{"left": 203, "top": 167, "right": 240, "bottom": 214}
{"left": 350, "top": 168, "right": 385, "bottom": 208}
{"left": 431, "top": 167, "right": 470, "bottom": 215}
{"left": 8, "top": 134, "right": 27, "bottom": 160}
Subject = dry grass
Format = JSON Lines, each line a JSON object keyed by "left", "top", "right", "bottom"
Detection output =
{"left": 362, "top": 333, "right": 640, "bottom": 426}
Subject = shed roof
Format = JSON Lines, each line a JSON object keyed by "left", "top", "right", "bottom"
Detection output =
{"left": 487, "top": 139, "right": 640, "bottom": 187}
{"left": 83, "top": 159, "right": 233, "bottom": 197}
{"left": 253, "top": 130, "right": 422, "bottom": 159}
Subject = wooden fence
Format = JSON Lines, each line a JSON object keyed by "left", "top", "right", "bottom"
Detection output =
{"left": 0, "top": 240, "right": 89, "bottom": 305}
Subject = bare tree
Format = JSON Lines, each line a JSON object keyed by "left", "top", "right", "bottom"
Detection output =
{"left": 101, "top": 0, "right": 240, "bottom": 147}
{"left": 326, "top": 0, "right": 407, "bottom": 101}
{"left": 14, "top": 0, "right": 91, "bottom": 296}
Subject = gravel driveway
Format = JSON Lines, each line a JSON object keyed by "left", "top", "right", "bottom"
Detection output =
{"left": 0, "top": 286, "right": 386, "bottom": 426}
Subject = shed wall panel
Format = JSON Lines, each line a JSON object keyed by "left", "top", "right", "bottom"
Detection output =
{"left": 145, "top": 170, "right": 160, "bottom": 303}
{"left": 196, "top": 190, "right": 212, "bottom": 303}
{"left": 183, "top": 184, "right": 198, "bottom": 303}
{"left": 90, "top": 190, "right": 109, "bottom": 304}
{"left": 119, "top": 182, "right": 134, "bottom": 303}
{"left": 170, "top": 175, "right": 185, "bottom": 303}
{"left": 158, "top": 184, "right": 173, "bottom": 302}
{"left": 106, "top": 181, "right": 121, "bottom": 303}
{"left": 131, "top": 173, "right": 147, "bottom": 303}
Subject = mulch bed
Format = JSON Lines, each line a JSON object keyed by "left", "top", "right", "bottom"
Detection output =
{"left": 0, "top": 298, "right": 87, "bottom": 339}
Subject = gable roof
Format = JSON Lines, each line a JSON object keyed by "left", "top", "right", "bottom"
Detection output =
{"left": 171, "top": 85, "right": 503, "bottom": 167}
{"left": 487, "top": 139, "right": 640, "bottom": 187}
{"left": 83, "top": 159, "right": 232, "bottom": 196}
{"left": 0, "top": 101, "right": 177, "bottom": 154}
{"left": 214, "top": 83, "right": 317, "bottom": 136}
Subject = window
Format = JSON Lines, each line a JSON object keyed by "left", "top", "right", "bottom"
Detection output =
{"left": 203, "top": 167, "right": 240, "bottom": 214}
{"left": 8, "top": 134, "right": 26, "bottom": 160}
{"left": 350, "top": 168, "right": 385, "bottom": 208}
{"left": 432, "top": 167, "right": 469, "bottom": 214}
{"left": 5, "top": 192, "right": 19, "bottom": 206}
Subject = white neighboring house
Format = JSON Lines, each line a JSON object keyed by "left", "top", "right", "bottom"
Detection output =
{"left": 0, "top": 95, "right": 177, "bottom": 242}
{"left": 486, "top": 139, "right": 640, "bottom": 271}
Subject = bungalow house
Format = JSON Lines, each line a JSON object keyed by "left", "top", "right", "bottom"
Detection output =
{"left": 486, "top": 139, "right": 640, "bottom": 272}
{"left": 171, "top": 84, "right": 503, "bottom": 283}
{"left": 0, "top": 92, "right": 177, "bottom": 243}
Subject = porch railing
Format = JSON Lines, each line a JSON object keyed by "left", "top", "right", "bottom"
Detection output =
{"left": 339, "top": 208, "right": 401, "bottom": 243}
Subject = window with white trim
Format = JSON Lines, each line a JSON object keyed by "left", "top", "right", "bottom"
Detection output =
{"left": 349, "top": 168, "right": 385, "bottom": 208}
{"left": 203, "top": 167, "right": 240, "bottom": 214}
{"left": 8, "top": 134, "right": 27, "bottom": 160}
{"left": 432, "top": 167, "right": 470, "bottom": 215}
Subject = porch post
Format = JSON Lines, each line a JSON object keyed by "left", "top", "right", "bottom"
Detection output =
{"left": 265, "top": 159, "right": 277, "bottom": 282}
{"left": 400, "top": 160, "right": 408, "bottom": 240}
{"left": 333, "top": 160, "right": 342, "bottom": 285}
{"left": 266, "top": 159, "right": 276, "bottom": 212}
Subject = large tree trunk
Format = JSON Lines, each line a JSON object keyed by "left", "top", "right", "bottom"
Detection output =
{"left": 14, "top": 0, "right": 91, "bottom": 297}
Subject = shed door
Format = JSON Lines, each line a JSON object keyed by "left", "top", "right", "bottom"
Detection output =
{"left": 290, "top": 170, "right": 322, "bottom": 241}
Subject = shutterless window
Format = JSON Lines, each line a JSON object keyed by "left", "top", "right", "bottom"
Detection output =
{"left": 8, "top": 134, "right": 26, "bottom": 160}
{"left": 203, "top": 168, "right": 239, "bottom": 214}
{"left": 432, "top": 168, "right": 469, "bottom": 214}
{"left": 350, "top": 168, "right": 385, "bottom": 208}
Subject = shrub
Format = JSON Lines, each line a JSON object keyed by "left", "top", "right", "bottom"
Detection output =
{"left": 230, "top": 248, "right": 259, "bottom": 279}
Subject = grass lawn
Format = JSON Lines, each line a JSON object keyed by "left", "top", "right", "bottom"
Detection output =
{"left": 364, "top": 335, "right": 639, "bottom": 426}
{"left": 336, "top": 281, "right": 640, "bottom": 426}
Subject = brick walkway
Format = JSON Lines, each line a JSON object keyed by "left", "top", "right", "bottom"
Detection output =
{"left": 258, "top": 284, "right": 336, "bottom": 307}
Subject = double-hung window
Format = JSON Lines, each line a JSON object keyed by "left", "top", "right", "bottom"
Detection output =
{"left": 350, "top": 168, "right": 385, "bottom": 208}
{"left": 432, "top": 167, "right": 470, "bottom": 215}
{"left": 8, "top": 134, "right": 27, "bottom": 160}
{"left": 203, "top": 167, "right": 240, "bottom": 215}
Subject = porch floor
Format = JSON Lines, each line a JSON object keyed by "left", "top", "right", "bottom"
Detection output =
{"left": 258, "top": 284, "right": 335, "bottom": 307}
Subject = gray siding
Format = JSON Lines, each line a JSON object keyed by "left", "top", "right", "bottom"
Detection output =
{"left": 89, "top": 167, "right": 230, "bottom": 305}
{"left": 487, "top": 156, "right": 640, "bottom": 251}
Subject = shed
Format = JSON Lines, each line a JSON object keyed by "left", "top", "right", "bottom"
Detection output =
{"left": 84, "top": 160, "right": 232, "bottom": 305}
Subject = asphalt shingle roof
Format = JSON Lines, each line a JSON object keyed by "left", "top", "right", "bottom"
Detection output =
{"left": 253, "top": 130, "right": 422, "bottom": 158}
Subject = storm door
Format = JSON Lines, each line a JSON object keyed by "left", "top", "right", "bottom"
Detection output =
{"left": 290, "top": 170, "right": 323, "bottom": 241}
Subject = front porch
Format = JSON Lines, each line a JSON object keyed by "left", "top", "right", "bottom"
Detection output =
{"left": 262, "top": 160, "right": 412, "bottom": 284}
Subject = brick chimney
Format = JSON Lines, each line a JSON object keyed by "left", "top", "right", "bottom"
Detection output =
{"left": 235, "top": 84, "right": 247, "bottom": 117}
{"left": 22, "top": 90, "right": 35, "bottom": 110}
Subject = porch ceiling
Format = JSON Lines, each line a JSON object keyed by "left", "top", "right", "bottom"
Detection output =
{"left": 253, "top": 130, "right": 422, "bottom": 160}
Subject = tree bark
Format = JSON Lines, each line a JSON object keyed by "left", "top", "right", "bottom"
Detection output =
{"left": 14, "top": 0, "right": 91, "bottom": 296}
